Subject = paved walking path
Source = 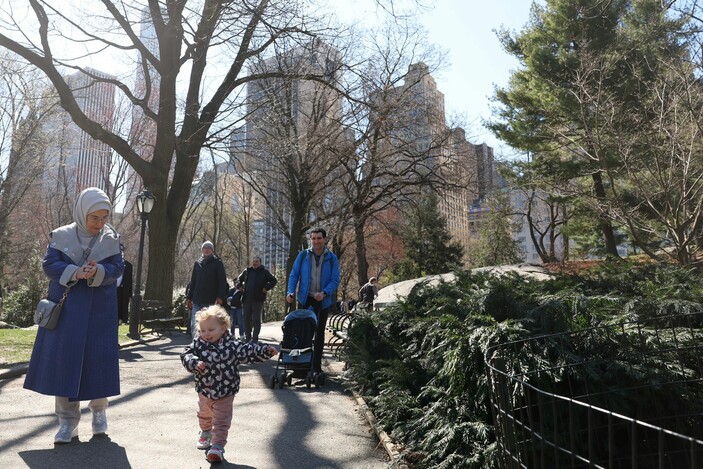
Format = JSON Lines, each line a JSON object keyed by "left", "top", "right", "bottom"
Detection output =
{"left": 0, "top": 322, "right": 389, "bottom": 468}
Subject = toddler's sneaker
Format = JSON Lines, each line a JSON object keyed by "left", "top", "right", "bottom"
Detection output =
{"left": 54, "top": 424, "right": 78, "bottom": 444}
{"left": 207, "top": 444, "right": 224, "bottom": 462}
{"left": 196, "top": 430, "right": 212, "bottom": 450}
{"left": 92, "top": 409, "right": 108, "bottom": 434}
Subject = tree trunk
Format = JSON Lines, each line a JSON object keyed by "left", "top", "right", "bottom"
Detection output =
{"left": 591, "top": 172, "right": 620, "bottom": 258}
{"left": 143, "top": 191, "right": 178, "bottom": 304}
{"left": 286, "top": 211, "right": 307, "bottom": 282}
{"left": 525, "top": 192, "right": 550, "bottom": 263}
{"left": 561, "top": 206, "right": 569, "bottom": 261}
{"left": 142, "top": 147, "right": 199, "bottom": 304}
{"left": 354, "top": 214, "right": 369, "bottom": 287}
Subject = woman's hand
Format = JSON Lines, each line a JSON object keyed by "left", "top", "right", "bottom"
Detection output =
{"left": 76, "top": 261, "right": 97, "bottom": 279}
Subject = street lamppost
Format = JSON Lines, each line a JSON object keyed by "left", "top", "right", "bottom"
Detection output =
{"left": 128, "top": 188, "right": 156, "bottom": 339}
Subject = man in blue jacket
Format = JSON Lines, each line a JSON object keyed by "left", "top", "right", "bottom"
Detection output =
{"left": 286, "top": 227, "right": 340, "bottom": 373}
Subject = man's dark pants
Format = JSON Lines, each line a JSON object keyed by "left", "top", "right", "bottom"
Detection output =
{"left": 298, "top": 297, "right": 329, "bottom": 372}
{"left": 243, "top": 300, "right": 264, "bottom": 342}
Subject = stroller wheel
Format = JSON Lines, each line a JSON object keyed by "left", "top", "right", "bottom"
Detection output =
{"left": 287, "top": 374, "right": 293, "bottom": 387}
{"left": 314, "top": 372, "right": 326, "bottom": 388}
{"left": 305, "top": 373, "right": 312, "bottom": 389}
{"left": 269, "top": 375, "right": 277, "bottom": 389}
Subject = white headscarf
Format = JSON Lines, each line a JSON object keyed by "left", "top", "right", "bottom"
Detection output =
{"left": 49, "top": 187, "right": 121, "bottom": 264}
{"left": 73, "top": 187, "right": 112, "bottom": 248}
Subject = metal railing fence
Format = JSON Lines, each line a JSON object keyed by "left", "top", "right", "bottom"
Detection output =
{"left": 485, "top": 312, "right": 703, "bottom": 468}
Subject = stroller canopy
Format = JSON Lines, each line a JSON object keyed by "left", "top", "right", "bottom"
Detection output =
{"left": 284, "top": 308, "right": 318, "bottom": 325}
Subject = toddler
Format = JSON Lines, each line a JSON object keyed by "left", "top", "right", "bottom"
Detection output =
{"left": 180, "top": 305, "right": 277, "bottom": 462}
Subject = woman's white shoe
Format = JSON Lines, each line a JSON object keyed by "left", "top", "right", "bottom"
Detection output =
{"left": 92, "top": 409, "right": 108, "bottom": 434}
{"left": 54, "top": 425, "right": 78, "bottom": 444}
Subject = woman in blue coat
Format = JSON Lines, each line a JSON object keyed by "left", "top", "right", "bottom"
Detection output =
{"left": 24, "top": 187, "right": 124, "bottom": 444}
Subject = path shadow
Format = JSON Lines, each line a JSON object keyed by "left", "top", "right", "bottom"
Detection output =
{"left": 197, "top": 451, "right": 255, "bottom": 469}
{"left": 19, "top": 435, "right": 130, "bottom": 469}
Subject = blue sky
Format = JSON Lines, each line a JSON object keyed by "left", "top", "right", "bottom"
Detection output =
{"left": 421, "top": 1, "right": 534, "bottom": 155}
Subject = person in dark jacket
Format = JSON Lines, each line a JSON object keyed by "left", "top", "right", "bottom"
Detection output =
{"left": 236, "top": 256, "right": 277, "bottom": 343}
{"left": 186, "top": 241, "right": 228, "bottom": 338}
{"left": 116, "top": 258, "right": 133, "bottom": 323}
{"left": 180, "top": 305, "right": 277, "bottom": 462}
{"left": 226, "top": 284, "right": 244, "bottom": 339}
{"left": 358, "top": 277, "right": 378, "bottom": 312}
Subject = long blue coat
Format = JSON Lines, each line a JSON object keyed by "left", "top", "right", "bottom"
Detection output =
{"left": 24, "top": 246, "right": 124, "bottom": 400}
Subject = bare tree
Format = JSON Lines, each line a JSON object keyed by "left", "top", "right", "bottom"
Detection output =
{"left": 0, "top": 53, "right": 58, "bottom": 288}
{"left": 332, "top": 20, "right": 468, "bottom": 286}
{"left": 234, "top": 38, "right": 351, "bottom": 276}
{"left": 499, "top": 160, "right": 570, "bottom": 263}
{"left": 538, "top": 44, "right": 703, "bottom": 265}
{"left": 0, "top": 0, "right": 333, "bottom": 302}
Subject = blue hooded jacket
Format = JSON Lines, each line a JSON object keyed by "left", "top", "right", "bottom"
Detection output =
{"left": 287, "top": 248, "right": 340, "bottom": 310}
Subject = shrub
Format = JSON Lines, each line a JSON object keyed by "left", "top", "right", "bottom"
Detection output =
{"left": 172, "top": 287, "right": 189, "bottom": 321}
{"left": 343, "top": 262, "right": 703, "bottom": 468}
{"left": 1, "top": 256, "right": 47, "bottom": 328}
{"left": 263, "top": 286, "right": 287, "bottom": 322}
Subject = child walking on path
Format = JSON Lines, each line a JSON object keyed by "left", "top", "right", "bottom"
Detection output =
{"left": 180, "top": 305, "right": 277, "bottom": 462}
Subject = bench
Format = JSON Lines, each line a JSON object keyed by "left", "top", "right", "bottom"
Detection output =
{"left": 139, "top": 300, "right": 186, "bottom": 337}
{"left": 325, "top": 307, "right": 359, "bottom": 357}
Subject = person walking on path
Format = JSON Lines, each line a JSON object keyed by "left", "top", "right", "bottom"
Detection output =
{"left": 180, "top": 305, "right": 277, "bottom": 463}
{"left": 359, "top": 277, "right": 379, "bottom": 312}
{"left": 116, "top": 256, "right": 133, "bottom": 323}
{"left": 237, "top": 256, "right": 277, "bottom": 343}
{"left": 186, "top": 241, "right": 228, "bottom": 337}
{"left": 24, "top": 187, "right": 125, "bottom": 444}
{"left": 286, "top": 227, "right": 340, "bottom": 373}
{"left": 226, "top": 283, "right": 245, "bottom": 339}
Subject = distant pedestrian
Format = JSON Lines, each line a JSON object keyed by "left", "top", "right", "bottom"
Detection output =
{"left": 236, "top": 256, "right": 277, "bottom": 343}
{"left": 358, "top": 277, "right": 378, "bottom": 312}
{"left": 226, "top": 283, "right": 244, "bottom": 339}
{"left": 180, "top": 305, "right": 277, "bottom": 462}
{"left": 286, "top": 227, "right": 340, "bottom": 373}
{"left": 116, "top": 257, "right": 133, "bottom": 323}
{"left": 186, "top": 241, "right": 228, "bottom": 338}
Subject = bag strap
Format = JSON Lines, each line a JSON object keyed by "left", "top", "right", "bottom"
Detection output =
{"left": 76, "top": 233, "right": 99, "bottom": 265}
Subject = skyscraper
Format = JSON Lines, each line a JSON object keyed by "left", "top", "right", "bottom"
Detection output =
{"left": 43, "top": 68, "right": 116, "bottom": 200}
{"left": 233, "top": 39, "right": 344, "bottom": 271}
{"left": 126, "top": 6, "right": 161, "bottom": 203}
{"left": 380, "top": 62, "right": 488, "bottom": 260}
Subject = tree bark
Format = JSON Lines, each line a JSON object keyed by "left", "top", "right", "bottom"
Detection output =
{"left": 354, "top": 213, "right": 370, "bottom": 287}
{"left": 591, "top": 172, "right": 620, "bottom": 258}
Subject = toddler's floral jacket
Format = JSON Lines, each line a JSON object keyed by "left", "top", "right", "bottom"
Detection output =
{"left": 181, "top": 331, "right": 273, "bottom": 399}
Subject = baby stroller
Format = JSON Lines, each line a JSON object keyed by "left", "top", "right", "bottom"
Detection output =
{"left": 270, "top": 308, "right": 325, "bottom": 389}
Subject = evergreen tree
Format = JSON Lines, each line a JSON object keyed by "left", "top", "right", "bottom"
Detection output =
{"left": 390, "top": 192, "right": 464, "bottom": 280}
{"left": 472, "top": 191, "right": 522, "bottom": 267}
{"left": 489, "top": 0, "right": 693, "bottom": 262}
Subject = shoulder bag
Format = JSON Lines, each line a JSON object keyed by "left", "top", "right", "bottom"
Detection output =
{"left": 34, "top": 234, "right": 99, "bottom": 329}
